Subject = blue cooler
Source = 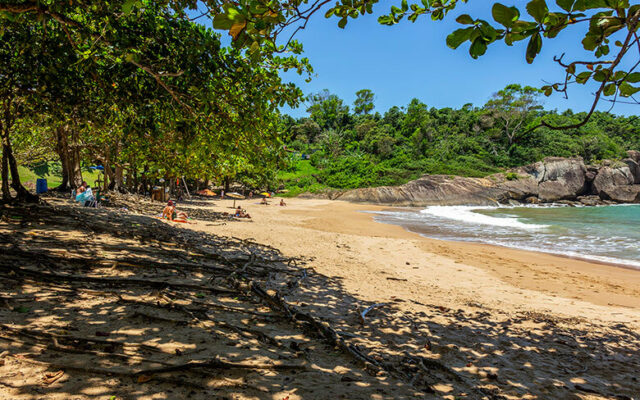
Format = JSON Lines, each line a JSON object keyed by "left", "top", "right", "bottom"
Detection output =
{"left": 36, "top": 178, "right": 48, "bottom": 194}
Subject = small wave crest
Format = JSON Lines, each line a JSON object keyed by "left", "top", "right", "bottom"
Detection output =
{"left": 420, "top": 206, "right": 549, "bottom": 231}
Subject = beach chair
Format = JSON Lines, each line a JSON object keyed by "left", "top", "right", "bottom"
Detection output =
{"left": 84, "top": 189, "right": 104, "bottom": 208}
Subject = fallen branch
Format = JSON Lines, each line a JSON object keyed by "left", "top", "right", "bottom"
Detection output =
{"left": 0, "top": 324, "right": 165, "bottom": 354}
{"left": 245, "top": 280, "right": 382, "bottom": 375}
{"left": 11, "top": 355, "right": 208, "bottom": 389}
{"left": 0, "top": 332, "right": 172, "bottom": 367}
{"left": 135, "top": 356, "right": 306, "bottom": 375}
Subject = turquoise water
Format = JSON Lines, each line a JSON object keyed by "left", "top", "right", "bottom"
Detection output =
{"left": 373, "top": 204, "right": 640, "bottom": 269}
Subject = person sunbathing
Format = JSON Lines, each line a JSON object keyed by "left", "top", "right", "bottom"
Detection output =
{"left": 260, "top": 197, "right": 269, "bottom": 205}
{"left": 162, "top": 201, "right": 176, "bottom": 221}
{"left": 234, "top": 206, "right": 251, "bottom": 219}
{"left": 173, "top": 210, "right": 190, "bottom": 223}
{"left": 279, "top": 199, "right": 287, "bottom": 206}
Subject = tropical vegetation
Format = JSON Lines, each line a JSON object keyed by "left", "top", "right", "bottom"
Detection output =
{"left": 278, "top": 85, "right": 640, "bottom": 193}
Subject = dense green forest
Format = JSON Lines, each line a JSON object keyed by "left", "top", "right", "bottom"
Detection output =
{"left": 278, "top": 85, "right": 640, "bottom": 195}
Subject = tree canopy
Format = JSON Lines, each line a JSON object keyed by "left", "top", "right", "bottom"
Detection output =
{"left": 0, "top": 2, "right": 301, "bottom": 201}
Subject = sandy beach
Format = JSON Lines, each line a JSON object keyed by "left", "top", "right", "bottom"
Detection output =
{"left": 191, "top": 198, "right": 640, "bottom": 323}
{"left": 184, "top": 197, "right": 640, "bottom": 399}
{"left": 2, "top": 197, "right": 639, "bottom": 399}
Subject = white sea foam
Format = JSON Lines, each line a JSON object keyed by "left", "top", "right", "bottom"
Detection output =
{"left": 420, "top": 206, "right": 549, "bottom": 230}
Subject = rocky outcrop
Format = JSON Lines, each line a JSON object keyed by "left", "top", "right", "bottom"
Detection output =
{"left": 333, "top": 154, "right": 640, "bottom": 206}
{"left": 336, "top": 175, "right": 507, "bottom": 206}
{"left": 516, "top": 157, "right": 587, "bottom": 202}
{"left": 593, "top": 165, "right": 640, "bottom": 202}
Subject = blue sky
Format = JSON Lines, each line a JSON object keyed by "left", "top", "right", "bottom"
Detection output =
{"left": 275, "top": 2, "right": 639, "bottom": 118}
{"left": 193, "top": 2, "right": 639, "bottom": 118}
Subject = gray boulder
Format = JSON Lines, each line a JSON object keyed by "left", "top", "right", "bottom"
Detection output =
{"left": 593, "top": 165, "right": 640, "bottom": 202}
{"left": 600, "top": 185, "right": 640, "bottom": 202}
{"left": 577, "top": 195, "right": 603, "bottom": 206}
{"left": 593, "top": 166, "right": 634, "bottom": 193}
{"left": 627, "top": 150, "right": 640, "bottom": 163}
{"left": 524, "top": 157, "right": 587, "bottom": 202}
{"left": 623, "top": 158, "right": 640, "bottom": 184}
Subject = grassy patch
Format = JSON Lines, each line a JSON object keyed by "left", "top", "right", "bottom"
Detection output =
{"left": 15, "top": 162, "right": 103, "bottom": 190}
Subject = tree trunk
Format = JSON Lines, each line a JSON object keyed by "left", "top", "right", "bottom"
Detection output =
{"left": 1, "top": 98, "right": 37, "bottom": 202}
{"left": 1, "top": 147, "right": 10, "bottom": 201}
{"left": 54, "top": 125, "right": 70, "bottom": 191}
{"left": 1, "top": 130, "right": 37, "bottom": 202}
{"left": 224, "top": 176, "right": 230, "bottom": 192}
{"left": 68, "top": 127, "right": 83, "bottom": 188}
{"left": 113, "top": 164, "right": 125, "bottom": 192}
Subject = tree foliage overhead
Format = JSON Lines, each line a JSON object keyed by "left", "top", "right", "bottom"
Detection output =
{"left": 105, "top": 0, "right": 638, "bottom": 130}
{"left": 0, "top": 2, "right": 302, "bottom": 201}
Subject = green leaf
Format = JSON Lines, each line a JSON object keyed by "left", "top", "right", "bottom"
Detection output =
{"left": 526, "top": 32, "right": 542, "bottom": 63}
{"left": 469, "top": 37, "right": 488, "bottom": 59}
{"left": 593, "top": 70, "right": 608, "bottom": 82}
{"left": 401, "top": 0, "right": 409, "bottom": 11}
{"left": 626, "top": 72, "right": 640, "bottom": 83}
{"left": 492, "top": 3, "right": 518, "bottom": 28}
{"left": 511, "top": 20, "right": 539, "bottom": 33}
{"left": 556, "top": 0, "right": 574, "bottom": 12}
{"left": 338, "top": 17, "right": 348, "bottom": 28}
{"left": 122, "top": 0, "right": 137, "bottom": 15}
{"left": 581, "top": 34, "right": 599, "bottom": 51}
{"left": 619, "top": 82, "right": 640, "bottom": 97}
{"left": 446, "top": 27, "right": 474, "bottom": 49}
{"left": 456, "top": 14, "right": 474, "bottom": 25}
{"left": 213, "top": 15, "right": 234, "bottom": 30}
{"left": 603, "top": 83, "right": 616, "bottom": 96}
{"left": 576, "top": 71, "right": 593, "bottom": 85}
{"left": 505, "top": 32, "right": 527, "bottom": 45}
{"left": 526, "top": 0, "right": 549, "bottom": 23}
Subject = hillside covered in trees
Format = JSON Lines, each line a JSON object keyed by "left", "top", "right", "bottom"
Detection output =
{"left": 278, "top": 85, "right": 640, "bottom": 194}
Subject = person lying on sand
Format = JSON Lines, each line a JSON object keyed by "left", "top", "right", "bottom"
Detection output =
{"left": 162, "top": 201, "right": 191, "bottom": 223}
{"left": 279, "top": 199, "right": 287, "bottom": 206}
{"left": 234, "top": 206, "right": 251, "bottom": 219}
{"left": 260, "top": 197, "right": 269, "bottom": 205}
{"left": 173, "top": 210, "right": 190, "bottom": 223}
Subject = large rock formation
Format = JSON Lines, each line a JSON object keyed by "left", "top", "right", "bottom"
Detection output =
{"left": 593, "top": 165, "right": 640, "bottom": 202}
{"left": 336, "top": 175, "right": 506, "bottom": 206}
{"left": 516, "top": 157, "right": 587, "bottom": 202}
{"left": 332, "top": 155, "right": 640, "bottom": 206}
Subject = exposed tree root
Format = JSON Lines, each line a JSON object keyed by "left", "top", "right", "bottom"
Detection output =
{"left": 0, "top": 263, "right": 236, "bottom": 295}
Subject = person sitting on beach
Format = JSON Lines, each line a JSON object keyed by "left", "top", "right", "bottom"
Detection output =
{"left": 162, "top": 200, "right": 176, "bottom": 221}
{"left": 234, "top": 206, "right": 251, "bottom": 219}
{"left": 77, "top": 182, "right": 87, "bottom": 194}
{"left": 248, "top": 191, "right": 253, "bottom": 199}
{"left": 279, "top": 199, "right": 287, "bottom": 207}
{"left": 260, "top": 197, "right": 269, "bottom": 205}
{"left": 75, "top": 182, "right": 94, "bottom": 205}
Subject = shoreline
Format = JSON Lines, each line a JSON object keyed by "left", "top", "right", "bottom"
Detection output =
{"left": 369, "top": 208, "right": 640, "bottom": 273}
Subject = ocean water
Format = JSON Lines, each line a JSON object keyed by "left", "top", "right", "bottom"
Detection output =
{"left": 372, "top": 204, "right": 640, "bottom": 269}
